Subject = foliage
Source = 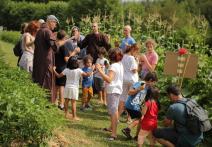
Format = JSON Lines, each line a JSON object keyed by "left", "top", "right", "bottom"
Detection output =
{"left": 0, "top": 31, "right": 20, "bottom": 44}
{"left": 0, "top": 55, "right": 64, "bottom": 145}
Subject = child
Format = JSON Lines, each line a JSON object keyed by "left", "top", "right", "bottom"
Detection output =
{"left": 96, "top": 48, "right": 124, "bottom": 141}
{"left": 53, "top": 56, "right": 92, "bottom": 120}
{"left": 54, "top": 30, "right": 70, "bottom": 110}
{"left": 94, "top": 47, "right": 109, "bottom": 105}
{"left": 81, "top": 55, "right": 94, "bottom": 111}
{"left": 122, "top": 72, "right": 158, "bottom": 139}
{"left": 137, "top": 87, "right": 160, "bottom": 147}
{"left": 119, "top": 44, "right": 139, "bottom": 122}
{"left": 139, "top": 38, "right": 159, "bottom": 79}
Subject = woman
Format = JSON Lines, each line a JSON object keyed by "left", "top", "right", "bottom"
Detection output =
{"left": 19, "top": 21, "right": 39, "bottom": 73}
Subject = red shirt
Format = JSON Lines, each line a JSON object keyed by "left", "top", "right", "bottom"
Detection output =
{"left": 141, "top": 100, "right": 158, "bottom": 131}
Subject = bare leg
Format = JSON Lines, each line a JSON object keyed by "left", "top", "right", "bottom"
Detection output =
{"left": 111, "top": 110, "right": 118, "bottom": 137}
{"left": 71, "top": 99, "right": 80, "bottom": 120}
{"left": 128, "top": 119, "right": 139, "bottom": 129}
{"left": 103, "top": 89, "right": 107, "bottom": 105}
{"left": 118, "top": 100, "right": 125, "bottom": 119}
{"left": 64, "top": 98, "right": 70, "bottom": 118}
{"left": 99, "top": 91, "right": 103, "bottom": 103}
{"left": 59, "top": 86, "right": 64, "bottom": 107}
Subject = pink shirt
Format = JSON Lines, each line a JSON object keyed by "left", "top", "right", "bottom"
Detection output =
{"left": 142, "top": 51, "right": 158, "bottom": 72}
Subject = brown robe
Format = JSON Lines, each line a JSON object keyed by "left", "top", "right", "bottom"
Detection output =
{"left": 80, "top": 33, "right": 111, "bottom": 62}
{"left": 32, "top": 23, "right": 58, "bottom": 103}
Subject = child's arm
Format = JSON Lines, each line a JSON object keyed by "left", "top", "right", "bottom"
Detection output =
{"left": 142, "top": 54, "right": 157, "bottom": 72}
{"left": 95, "top": 63, "right": 114, "bottom": 83}
{"left": 128, "top": 84, "right": 145, "bottom": 96}
{"left": 141, "top": 103, "right": 148, "bottom": 120}
{"left": 53, "top": 66, "right": 65, "bottom": 78}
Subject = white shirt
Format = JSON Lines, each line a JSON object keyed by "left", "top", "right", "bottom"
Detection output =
{"left": 94, "top": 57, "right": 109, "bottom": 79}
{"left": 122, "top": 54, "right": 138, "bottom": 83}
{"left": 106, "top": 62, "right": 124, "bottom": 94}
{"left": 62, "top": 68, "right": 83, "bottom": 88}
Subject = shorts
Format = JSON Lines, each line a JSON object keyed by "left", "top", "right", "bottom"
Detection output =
{"left": 82, "top": 87, "right": 93, "bottom": 103}
{"left": 64, "top": 87, "right": 79, "bottom": 100}
{"left": 55, "top": 68, "right": 66, "bottom": 86}
{"left": 126, "top": 108, "right": 141, "bottom": 119}
{"left": 106, "top": 93, "right": 120, "bottom": 115}
{"left": 120, "top": 82, "right": 133, "bottom": 102}
{"left": 93, "top": 77, "right": 104, "bottom": 92}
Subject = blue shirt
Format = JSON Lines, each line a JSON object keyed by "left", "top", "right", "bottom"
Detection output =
{"left": 125, "top": 81, "right": 147, "bottom": 111}
{"left": 82, "top": 67, "right": 93, "bottom": 88}
{"left": 120, "top": 36, "right": 136, "bottom": 52}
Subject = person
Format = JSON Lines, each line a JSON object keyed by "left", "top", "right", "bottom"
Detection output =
{"left": 16, "top": 22, "right": 28, "bottom": 66}
{"left": 79, "top": 22, "right": 111, "bottom": 63}
{"left": 64, "top": 26, "right": 85, "bottom": 68}
{"left": 137, "top": 87, "right": 160, "bottom": 147}
{"left": 19, "top": 21, "right": 40, "bottom": 73}
{"left": 95, "top": 48, "right": 124, "bottom": 141}
{"left": 153, "top": 84, "right": 203, "bottom": 147}
{"left": 33, "top": 15, "right": 66, "bottom": 103}
{"left": 53, "top": 56, "right": 92, "bottom": 121}
{"left": 54, "top": 30, "right": 70, "bottom": 110}
{"left": 139, "top": 38, "right": 159, "bottom": 79}
{"left": 120, "top": 25, "right": 136, "bottom": 53}
{"left": 122, "top": 72, "right": 158, "bottom": 139}
{"left": 118, "top": 44, "right": 139, "bottom": 122}
{"left": 93, "top": 47, "right": 109, "bottom": 105}
{"left": 80, "top": 55, "right": 94, "bottom": 111}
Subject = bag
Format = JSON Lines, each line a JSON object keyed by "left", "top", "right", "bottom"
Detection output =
{"left": 13, "top": 40, "right": 23, "bottom": 57}
{"left": 177, "top": 98, "right": 212, "bottom": 134}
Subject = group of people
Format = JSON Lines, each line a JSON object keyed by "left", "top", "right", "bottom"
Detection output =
{"left": 16, "top": 15, "right": 203, "bottom": 147}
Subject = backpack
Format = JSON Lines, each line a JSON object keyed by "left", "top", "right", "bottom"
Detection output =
{"left": 13, "top": 40, "right": 23, "bottom": 57}
{"left": 177, "top": 98, "right": 211, "bottom": 134}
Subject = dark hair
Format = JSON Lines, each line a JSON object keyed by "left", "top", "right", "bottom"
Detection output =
{"left": 67, "top": 56, "right": 79, "bottom": 69}
{"left": 144, "top": 72, "right": 158, "bottom": 82}
{"left": 125, "top": 43, "right": 139, "bottom": 53}
{"left": 108, "top": 48, "right": 123, "bottom": 62}
{"left": 97, "top": 47, "right": 107, "bottom": 56}
{"left": 57, "top": 30, "right": 66, "bottom": 40}
{"left": 83, "top": 55, "right": 93, "bottom": 64}
{"left": 145, "top": 87, "right": 161, "bottom": 110}
{"left": 166, "top": 84, "right": 181, "bottom": 96}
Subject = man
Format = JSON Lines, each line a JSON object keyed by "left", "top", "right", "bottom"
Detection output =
{"left": 33, "top": 15, "right": 66, "bottom": 103}
{"left": 120, "top": 25, "right": 136, "bottom": 53}
{"left": 79, "top": 22, "right": 110, "bottom": 63}
{"left": 153, "top": 85, "right": 203, "bottom": 147}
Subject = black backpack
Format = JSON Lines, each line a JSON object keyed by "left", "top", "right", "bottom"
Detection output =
{"left": 177, "top": 98, "right": 211, "bottom": 134}
{"left": 13, "top": 40, "right": 23, "bottom": 57}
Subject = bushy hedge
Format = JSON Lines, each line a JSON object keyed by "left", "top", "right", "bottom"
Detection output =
{"left": 0, "top": 31, "right": 19, "bottom": 44}
{"left": 0, "top": 0, "right": 68, "bottom": 30}
{"left": 0, "top": 55, "right": 63, "bottom": 145}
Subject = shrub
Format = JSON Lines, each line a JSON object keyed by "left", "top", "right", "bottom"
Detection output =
{"left": 0, "top": 55, "right": 63, "bottom": 145}
{"left": 0, "top": 31, "right": 20, "bottom": 44}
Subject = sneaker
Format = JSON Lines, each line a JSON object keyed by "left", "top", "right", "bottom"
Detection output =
{"left": 85, "top": 103, "right": 93, "bottom": 108}
{"left": 121, "top": 128, "right": 132, "bottom": 139}
{"left": 80, "top": 106, "right": 85, "bottom": 111}
{"left": 58, "top": 105, "right": 64, "bottom": 111}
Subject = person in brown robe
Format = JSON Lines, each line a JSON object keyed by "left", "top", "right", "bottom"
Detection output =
{"left": 79, "top": 22, "right": 111, "bottom": 63}
{"left": 32, "top": 15, "right": 62, "bottom": 103}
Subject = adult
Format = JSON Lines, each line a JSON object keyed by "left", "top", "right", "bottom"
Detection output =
{"left": 79, "top": 22, "right": 111, "bottom": 63}
{"left": 153, "top": 85, "right": 203, "bottom": 147}
{"left": 64, "top": 26, "right": 84, "bottom": 67}
{"left": 32, "top": 15, "right": 66, "bottom": 103}
{"left": 120, "top": 25, "right": 136, "bottom": 53}
{"left": 19, "top": 21, "right": 40, "bottom": 73}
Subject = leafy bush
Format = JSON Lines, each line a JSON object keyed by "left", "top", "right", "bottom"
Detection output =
{"left": 0, "top": 31, "right": 19, "bottom": 44}
{"left": 0, "top": 55, "right": 63, "bottom": 145}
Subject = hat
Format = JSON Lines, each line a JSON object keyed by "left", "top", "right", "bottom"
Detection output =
{"left": 38, "top": 19, "right": 45, "bottom": 24}
{"left": 46, "top": 15, "right": 59, "bottom": 24}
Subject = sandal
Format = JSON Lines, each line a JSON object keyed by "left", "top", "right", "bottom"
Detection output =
{"left": 102, "top": 128, "right": 112, "bottom": 132}
{"left": 107, "top": 136, "right": 117, "bottom": 141}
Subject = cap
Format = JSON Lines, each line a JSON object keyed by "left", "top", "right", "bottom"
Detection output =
{"left": 46, "top": 15, "right": 59, "bottom": 24}
{"left": 38, "top": 19, "right": 45, "bottom": 24}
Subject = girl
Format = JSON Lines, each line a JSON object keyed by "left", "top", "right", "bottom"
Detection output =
{"left": 137, "top": 87, "right": 160, "bottom": 147}
{"left": 53, "top": 56, "right": 92, "bottom": 121}
{"left": 140, "top": 38, "right": 159, "bottom": 79}
{"left": 119, "top": 44, "right": 139, "bottom": 121}
{"left": 96, "top": 48, "right": 124, "bottom": 141}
